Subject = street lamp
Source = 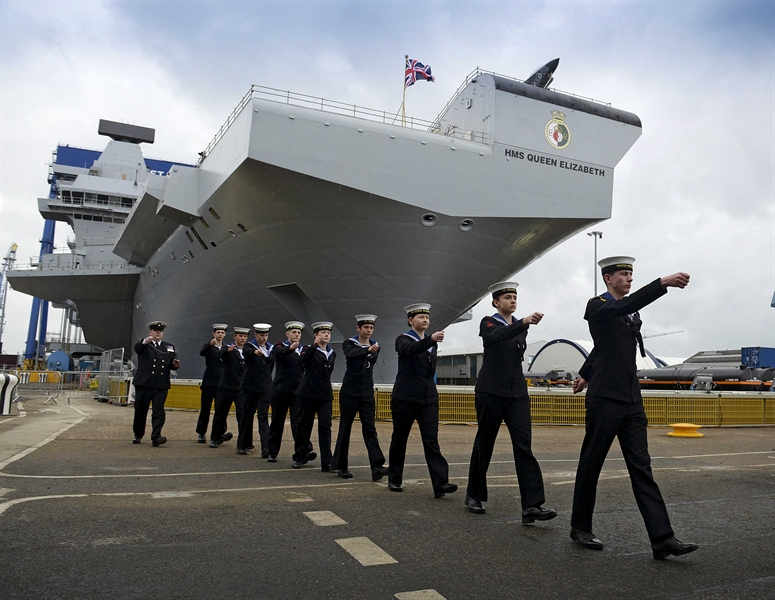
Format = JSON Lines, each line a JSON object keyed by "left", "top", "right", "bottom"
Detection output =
{"left": 587, "top": 231, "right": 603, "bottom": 296}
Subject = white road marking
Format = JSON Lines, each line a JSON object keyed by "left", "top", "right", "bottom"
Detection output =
{"left": 304, "top": 510, "right": 347, "bottom": 526}
{"left": 0, "top": 487, "right": 15, "bottom": 497}
{"left": 152, "top": 491, "right": 194, "bottom": 499}
{"left": 0, "top": 417, "right": 87, "bottom": 470}
{"left": 395, "top": 590, "right": 446, "bottom": 600}
{"left": 286, "top": 492, "right": 313, "bottom": 502}
{"left": 336, "top": 537, "right": 398, "bottom": 566}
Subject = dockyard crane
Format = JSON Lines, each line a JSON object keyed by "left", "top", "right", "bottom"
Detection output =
{"left": 0, "top": 243, "right": 18, "bottom": 353}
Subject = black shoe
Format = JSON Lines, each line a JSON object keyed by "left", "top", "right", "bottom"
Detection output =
{"left": 305, "top": 451, "right": 317, "bottom": 463}
{"left": 434, "top": 483, "right": 458, "bottom": 499}
{"left": 292, "top": 460, "right": 303, "bottom": 469}
{"left": 465, "top": 495, "right": 486, "bottom": 514}
{"left": 321, "top": 465, "right": 331, "bottom": 472}
{"left": 522, "top": 506, "right": 557, "bottom": 524}
{"left": 261, "top": 448, "right": 270, "bottom": 458}
{"left": 570, "top": 528, "right": 603, "bottom": 550}
{"left": 247, "top": 445, "right": 255, "bottom": 451}
{"left": 237, "top": 447, "right": 247, "bottom": 455}
{"left": 209, "top": 440, "right": 219, "bottom": 448}
{"left": 267, "top": 455, "right": 277, "bottom": 462}
{"left": 151, "top": 437, "right": 167, "bottom": 447}
{"left": 371, "top": 466, "right": 389, "bottom": 482}
{"left": 388, "top": 482, "right": 403, "bottom": 492}
{"left": 338, "top": 469, "right": 353, "bottom": 479}
{"left": 197, "top": 435, "right": 206, "bottom": 444}
{"left": 221, "top": 432, "right": 233, "bottom": 443}
{"left": 132, "top": 437, "right": 141, "bottom": 444}
{"left": 651, "top": 536, "right": 699, "bottom": 560}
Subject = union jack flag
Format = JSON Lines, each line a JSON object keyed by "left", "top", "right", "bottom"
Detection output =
{"left": 405, "top": 58, "right": 435, "bottom": 87}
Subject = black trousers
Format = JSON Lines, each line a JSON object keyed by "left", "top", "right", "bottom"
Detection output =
{"left": 267, "top": 390, "right": 311, "bottom": 457}
{"left": 466, "top": 392, "right": 546, "bottom": 508}
{"left": 292, "top": 396, "right": 332, "bottom": 466}
{"left": 571, "top": 396, "right": 674, "bottom": 542}
{"left": 388, "top": 398, "right": 449, "bottom": 491}
{"left": 196, "top": 383, "right": 218, "bottom": 435}
{"left": 133, "top": 386, "right": 167, "bottom": 440}
{"left": 210, "top": 387, "right": 245, "bottom": 443}
{"left": 332, "top": 392, "right": 385, "bottom": 471}
{"left": 238, "top": 390, "right": 270, "bottom": 451}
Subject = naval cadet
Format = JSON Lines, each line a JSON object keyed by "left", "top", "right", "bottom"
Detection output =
{"left": 132, "top": 321, "right": 180, "bottom": 447}
{"left": 292, "top": 322, "right": 336, "bottom": 470}
{"left": 331, "top": 314, "right": 389, "bottom": 481}
{"left": 267, "top": 322, "right": 315, "bottom": 463}
{"left": 465, "top": 282, "right": 557, "bottom": 523}
{"left": 238, "top": 323, "right": 274, "bottom": 456}
{"left": 209, "top": 327, "right": 249, "bottom": 449}
{"left": 570, "top": 256, "right": 698, "bottom": 560}
{"left": 196, "top": 323, "right": 228, "bottom": 443}
{"left": 387, "top": 304, "right": 457, "bottom": 499}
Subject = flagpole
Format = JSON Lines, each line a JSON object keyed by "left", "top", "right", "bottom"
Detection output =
{"left": 402, "top": 54, "right": 408, "bottom": 127}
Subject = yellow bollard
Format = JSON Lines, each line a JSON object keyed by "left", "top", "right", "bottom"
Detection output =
{"left": 667, "top": 423, "right": 704, "bottom": 437}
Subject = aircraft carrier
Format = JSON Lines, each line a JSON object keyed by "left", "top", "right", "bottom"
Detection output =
{"left": 8, "top": 65, "right": 642, "bottom": 382}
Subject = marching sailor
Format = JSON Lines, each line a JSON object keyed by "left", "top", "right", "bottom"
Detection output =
{"left": 238, "top": 323, "right": 274, "bottom": 456}
{"left": 570, "top": 256, "right": 698, "bottom": 559}
{"left": 132, "top": 321, "right": 180, "bottom": 447}
{"left": 464, "top": 282, "right": 556, "bottom": 523}
{"left": 387, "top": 304, "right": 457, "bottom": 499}
{"left": 209, "top": 326, "right": 249, "bottom": 449}
{"left": 292, "top": 321, "right": 336, "bottom": 470}
{"left": 331, "top": 314, "right": 389, "bottom": 480}
{"left": 196, "top": 323, "right": 227, "bottom": 443}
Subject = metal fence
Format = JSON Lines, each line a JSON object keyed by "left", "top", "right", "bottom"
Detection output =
{"left": 11, "top": 369, "right": 132, "bottom": 406}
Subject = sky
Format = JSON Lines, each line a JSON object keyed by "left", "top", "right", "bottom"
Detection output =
{"left": 0, "top": 0, "right": 773, "bottom": 363}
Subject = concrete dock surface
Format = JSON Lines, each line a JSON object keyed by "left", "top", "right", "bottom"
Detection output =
{"left": 1, "top": 392, "right": 773, "bottom": 599}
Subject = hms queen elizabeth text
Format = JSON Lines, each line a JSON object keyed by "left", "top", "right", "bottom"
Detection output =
{"left": 504, "top": 148, "right": 605, "bottom": 177}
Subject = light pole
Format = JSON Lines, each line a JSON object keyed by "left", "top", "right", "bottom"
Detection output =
{"left": 587, "top": 231, "right": 603, "bottom": 296}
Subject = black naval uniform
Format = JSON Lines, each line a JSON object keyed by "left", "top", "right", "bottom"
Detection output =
{"left": 292, "top": 344, "right": 336, "bottom": 467}
{"left": 388, "top": 331, "right": 451, "bottom": 491}
{"left": 239, "top": 340, "right": 274, "bottom": 453}
{"left": 210, "top": 345, "right": 247, "bottom": 444}
{"left": 196, "top": 340, "right": 224, "bottom": 436}
{"left": 466, "top": 314, "right": 546, "bottom": 509}
{"left": 132, "top": 338, "right": 178, "bottom": 441}
{"left": 268, "top": 342, "right": 311, "bottom": 458}
{"left": 331, "top": 337, "right": 386, "bottom": 474}
{"left": 571, "top": 279, "right": 674, "bottom": 542}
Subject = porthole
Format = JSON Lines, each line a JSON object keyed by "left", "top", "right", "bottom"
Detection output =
{"left": 208, "top": 207, "right": 221, "bottom": 220}
{"left": 228, "top": 229, "right": 237, "bottom": 237}
{"left": 237, "top": 223, "right": 248, "bottom": 232}
{"left": 459, "top": 219, "right": 475, "bottom": 232}
{"left": 210, "top": 241, "right": 217, "bottom": 248}
{"left": 421, "top": 213, "right": 438, "bottom": 227}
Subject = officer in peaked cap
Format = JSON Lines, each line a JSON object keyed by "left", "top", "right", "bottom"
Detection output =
{"left": 331, "top": 314, "right": 388, "bottom": 480}
{"left": 570, "top": 256, "right": 698, "bottom": 559}
{"left": 132, "top": 321, "right": 180, "bottom": 447}
{"left": 387, "top": 304, "right": 457, "bottom": 499}
{"left": 464, "top": 282, "right": 556, "bottom": 523}
{"left": 267, "top": 321, "right": 314, "bottom": 462}
{"left": 196, "top": 323, "right": 228, "bottom": 443}
{"left": 239, "top": 323, "right": 274, "bottom": 456}
{"left": 209, "top": 327, "right": 250, "bottom": 449}
{"left": 292, "top": 321, "right": 337, "bottom": 470}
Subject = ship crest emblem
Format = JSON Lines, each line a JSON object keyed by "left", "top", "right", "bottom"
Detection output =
{"left": 545, "top": 110, "right": 571, "bottom": 150}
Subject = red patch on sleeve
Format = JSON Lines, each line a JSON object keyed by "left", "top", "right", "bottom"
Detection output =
{"left": 486, "top": 322, "right": 494, "bottom": 327}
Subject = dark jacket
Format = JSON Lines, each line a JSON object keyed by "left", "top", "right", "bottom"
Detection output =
{"left": 133, "top": 339, "right": 178, "bottom": 390}
{"left": 391, "top": 331, "right": 438, "bottom": 405}
{"left": 579, "top": 278, "right": 667, "bottom": 402}
{"left": 199, "top": 341, "right": 225, "bottom": 387}
{"left": 474, "top": 314, "right": 530, "bottom": 398}
{"left": 218, "top": 345, "right": 247, "bottom": 390}
{"left": 271, "top": 341, "right": 304, "bottom": 394}
{"left": 341, "top": 337, "right": 380, "bottom": 397}
{"left": 241, "top": 340, "right": 274, "bottom": 393}
{"left": 296, "top": 344, "right": 336, "bottom": 401}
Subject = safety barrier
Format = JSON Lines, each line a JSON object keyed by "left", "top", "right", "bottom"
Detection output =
{"left": 163, "top": 381, "right": 775, "bottom": 426}
{"left": 12, "top": 371, "right": 64, "bottom": 404}
{"left": 11, "top": 371, "right": 131, "bottom": 405}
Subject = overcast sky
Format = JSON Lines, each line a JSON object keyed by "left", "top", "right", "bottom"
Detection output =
{"left": 1, "top": 1, "right": 773, "bottom": 362}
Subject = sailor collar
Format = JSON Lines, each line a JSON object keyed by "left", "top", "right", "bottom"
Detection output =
{"left": 600, "top": 291, "right": 616, "bottom": 301}
{"left": 403, "top": 329, "right": 433, "bottom": 353}
{"left": 491, "top": 313, "right": 517, "bottom": 326}
{"left": 349, "top": 335, "right": 378, "bottom": 348}
{"left": 316, "top": 345, "right": 334, "bottom": 359}
{"left": 279, "top": 340, "right": 302, "bottom": 355}
{"left": 248, "top": 340, "right": 273, "bottom": 356}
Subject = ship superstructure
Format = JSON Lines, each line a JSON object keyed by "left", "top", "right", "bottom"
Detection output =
{"left": 9, "top": 67, "right": 642, "bottom": 382}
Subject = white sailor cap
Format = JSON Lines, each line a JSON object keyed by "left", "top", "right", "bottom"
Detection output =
{"left": 488, "top": 281, "right": 519, "bottom": 298}
{"left": 405, "top": 303, "right": 431, "bottom": 317}
{"left": 147, "top": 321, "right": 167, "bottom": 331}
{"left": 355, "top": 314, "right": 377, "bottom": 325}
{"left": 312, "top": 321, "right": 333, "bottom": 332}
{"left": 212, "top": 323, "right": 228, "bottom": 331}
{"left": 233, "top": 327, "right": 251, "bottom": 335}
{"left": 252, "top": 323, "right": 272, "bottom": 333}
{"left": 285, "top": 321, "right": 305, "bottom": 331}
{"left": 599, "top": 256, "right": 635, "bottom": 275}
